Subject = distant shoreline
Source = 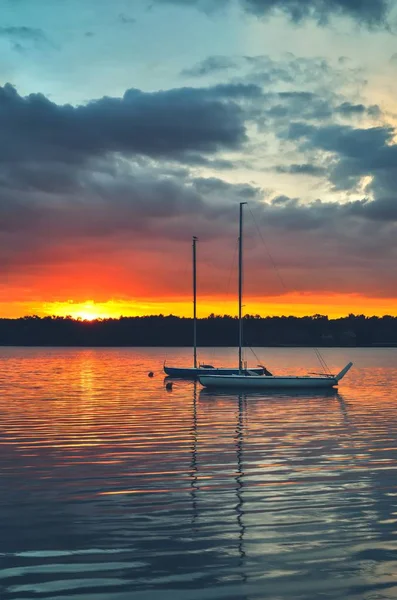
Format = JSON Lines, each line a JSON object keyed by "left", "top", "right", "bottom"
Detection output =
{"left": 1, "top": 315, "right": 396, "bottom": 348}
{"left": 0, "top": 343, "right": 396, "bottom": 348}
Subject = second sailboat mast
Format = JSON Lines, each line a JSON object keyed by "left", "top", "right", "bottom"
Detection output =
{"left": 193, "top": 236, "right": 198, "bottom": 369}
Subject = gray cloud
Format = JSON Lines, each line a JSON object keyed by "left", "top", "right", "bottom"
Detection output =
{"left": 1, "top": 161, "right": 396, "bottom": 298}
{"left": 240, "top": 0, "right": 392, "bottom": 27}
{"left": 181, "top": 55, "right": 367, "bottom": 118}
{"left": 152, "top": 0, "right": 394, "bottom": 27}
{"left": 191, "top": 176, "right": 262, "bottom": 199}
{"left": 278, "top": 120, "right": 397, "bottom": 217}
{"left": 265, "top": 91, "right": 333, "bottom": 122}
{"left": 283, "top": 122, "right": 393, "bottom": 159}
{"left": 0, "top": 82, "right": 261, "bottom": 165}
{"left": 1, "top": 76, "right": 396, "bottom": 301}
{"left": 275, "top": 163, "right": 326, "bottom": 176}
{"left": 336, "top": 101, "right": 381, "bottom": 118}
{"left": 0, "top": 26, "right": 53, "bottom": 52}
{"left": 119, "top": 13, "right": 136, "bottom": 24}
{"left": 148, "top": 0, "right": 229, "bottom": 13}
{"left": 181, "top": 55, "right": 238, "bottom": 77}
{"left": 0, "top": 26, "right": 47, "bottom": 42}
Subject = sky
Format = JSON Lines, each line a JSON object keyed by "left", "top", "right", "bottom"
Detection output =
{"left": 1, "top": 0, "right": 397, "bottom": 319}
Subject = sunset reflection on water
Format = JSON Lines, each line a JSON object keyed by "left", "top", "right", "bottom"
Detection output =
{"left": 0, "top": 347, "right": 396, "bottom": 600}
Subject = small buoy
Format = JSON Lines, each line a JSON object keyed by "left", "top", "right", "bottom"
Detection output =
{"left": 148, "top": 372, "right": 154, "bottom": 378}
{"left": 165, "top": 381, "right": 173, "bottom": 391}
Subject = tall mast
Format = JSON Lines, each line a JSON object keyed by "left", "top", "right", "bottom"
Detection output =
{"left": 239, "top": 203, "right": 247, "bottom": 373}
{"left": 193, "top": 236, "right": 198, "bottom": 369}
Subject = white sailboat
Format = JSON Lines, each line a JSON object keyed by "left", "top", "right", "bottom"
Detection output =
{"left": 164, "top": 236, "right": 264, "bottom": 379}
{"left": 198, "top": 203, "right": 353, "bottom": 390}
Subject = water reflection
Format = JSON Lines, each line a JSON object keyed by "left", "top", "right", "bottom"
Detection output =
{"left": 0, "top": 347, "right": 397, "bottom": 600}
{"left": 199, "top": 386, "right": 341, "bottom": 402}
{"left": 235, "top": 394, "right": 247, "bottom": 574}
{"left": 190, "top": 381, "right": 199, "bottom": 529}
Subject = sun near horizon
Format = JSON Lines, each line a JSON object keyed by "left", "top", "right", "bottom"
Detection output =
{"left": 2, "top": 293, "right": 396, "bottom": 321}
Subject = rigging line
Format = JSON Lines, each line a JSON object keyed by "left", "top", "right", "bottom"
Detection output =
{"left": 314, "top": 348, "right": 327, "bottom": 373}
{"left": 247, "top": 204, "right": 332, "bottom": 375}
{"left": 245, "top": 343, "right": 262, "bottom": 365}
{"left": 314, "top": 347, "right": 332, "bottom": 376}
{"left": 317, "top": 348, "right": 331, "bottom": 374}
{"left": 320, "top": 352, "right": 332, "bottom": 375}
{"left": 314, "top": 348, "right": 327, "bottom": 374}
{"left": 247, "top": 204, "right": 288, "bottom": 293}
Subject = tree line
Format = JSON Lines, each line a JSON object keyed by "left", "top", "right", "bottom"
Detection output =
{"left": 0, "top": 314, "right": 396, "bottom": 346}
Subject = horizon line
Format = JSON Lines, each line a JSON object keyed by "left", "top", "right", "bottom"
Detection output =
{"left": 1, "top": 313, "right": 396, "bottom": 322}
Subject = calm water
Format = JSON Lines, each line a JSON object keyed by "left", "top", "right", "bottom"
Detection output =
{"left": 0, "top": 347, "right": 396, "bottom": 600}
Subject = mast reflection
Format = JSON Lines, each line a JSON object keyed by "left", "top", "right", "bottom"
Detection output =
{"left": 190, "top": 381, "right": 199, "bottom": 529}
{"left": 235, "top": 393, "right": 247, "bottom": 576}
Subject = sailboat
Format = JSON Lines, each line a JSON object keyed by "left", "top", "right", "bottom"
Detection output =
{"left": 163, "top": 236, "right": 265, "bottom": 379}
{"left": 198, "top": 203, "right": 353, "bottom": 390}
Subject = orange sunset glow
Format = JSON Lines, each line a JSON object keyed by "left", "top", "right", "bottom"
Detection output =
{"left": 1, "top": 0, "right": 397, "bottom": 323}
{"left": 1, "top": 292, "right": 396, "bottom": 320}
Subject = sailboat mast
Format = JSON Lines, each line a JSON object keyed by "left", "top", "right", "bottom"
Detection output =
{"left": 193, "top": 236, "right": 198, "bottom": 369}
{"left": 239, "top": 203, "right": 247, "bottom": 373}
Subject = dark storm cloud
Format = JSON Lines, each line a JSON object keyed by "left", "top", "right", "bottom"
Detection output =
{"left": 0, "top": 83, "right": 261, "bottom": 164}
{"left": 152, "top": 0, "right": 393, "bottom": 27}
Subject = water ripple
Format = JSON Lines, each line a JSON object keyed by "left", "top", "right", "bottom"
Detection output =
{"left": 1, "top": 347, "right": 397, "bottom": 600}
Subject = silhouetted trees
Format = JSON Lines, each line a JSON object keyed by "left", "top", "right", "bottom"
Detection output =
{"left": 0, "top": 314, "right": 396, "bottom": 346}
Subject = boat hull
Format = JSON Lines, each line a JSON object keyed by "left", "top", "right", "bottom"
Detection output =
{"left": 164, "top": 366, "right": 265, "bottom": 379}
{"left": 198, "top": 374, "right": 339, "bottom": 389}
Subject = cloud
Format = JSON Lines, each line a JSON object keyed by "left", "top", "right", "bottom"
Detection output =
{"left": 0, "top": 82, "right": 262, "bottom": 165}
{"left": 149, "top": 0, "right": 229, "bottom": 14}
{"left": 0, "top": 26, "right": 47, "bottom": 43}
{"left": 191, "top": 176, "right": 262, "bottom": 199}
{"left": 283, "top": 122, "right": 393, "bottom": 159}
{"left": 336, "top": 101, "right": 381, "bottom": 118}
{"left": 277, "top": 120, "right": 397, "bottom": 221}
{"left": 181, "top": 54, "right": 366, "bottom": 106}
{"left": 181, "top": 56, "right": 238, "bottom": 77}
{"left": 151, "top": 0, "right": 394, "bottom": 27}
{"left": 0, "top": 26, "right": 52, "bottom": 51}
{"left": 1, "top": 77, "right": 396, "bottom": 303}
{"left": 264, "top": 91, "right": 334, "bottom": 122}
{"left": 1, "top": 161, "right": 396, "bottom": 299}
{"left": 240, "top": 0, "right": 392, "bottom": 27}
{"left": 275, "top": 163, "right": 326, "bottom": 176}
{"left": 118, "top": 13, "right": 136, "bottom": 24}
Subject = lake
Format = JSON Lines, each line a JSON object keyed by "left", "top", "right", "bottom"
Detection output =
{"left": 0, "top": 347, "right": 396, "bottom": 600}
